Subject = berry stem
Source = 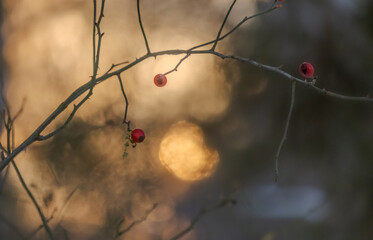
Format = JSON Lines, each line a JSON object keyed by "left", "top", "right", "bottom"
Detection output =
{"left": 117, "top": 74, "right": 130, "bottom": 131}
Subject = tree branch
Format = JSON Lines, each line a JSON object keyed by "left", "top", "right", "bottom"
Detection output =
{"left": 26, "top": 216, "right": 53, "bottom": 240}
{"left": 5, "top": 115, "right": 54, "bottom": 239}
{"left": 36, "top": 0, "right": 106, "bottom": 141}
{"left": 11, "top": 161, "right": 54, "bottom": 239}
{"left": 116, "top": 203, "right": 157, "bottom": 238}
{"left": 0, "top": 165, "right": 9, "bottom": 194}
{"left": 1, "top": 47, "right": 372, "bottom": 172}
{"left": 274, "top": 81, "right": 296, "bottom": 182}
{"left": 169, "top": 199, "right": 235, "bottom": 240}
{"left": 164, "top": 53, "right": 191, "bottom": 76}
{"left": 1, "top": 102, "right": 54, "bottom": 239}
{"left": 189, "top": 2, "right": 277, "bottom": 51}
{"left": 1, "top": 3, "right": 371, "bottom": 174}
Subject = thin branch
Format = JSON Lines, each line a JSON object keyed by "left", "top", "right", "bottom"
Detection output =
{"left": 0, "top": 141, "right": 7, "bottom": 153}
{"left": 12, "top": 98, "right": 26, "bottom": 123}
{"left": 116, "top": 203, "right": 158, "bottom": 238}
{"left": 211, "top": 0, "right": 237, "bottom": 51}
{"left": 274, "top": 81, "right": 296, "bottom": 182}
{"left": 137, "top": 0, "right": 151, "bottom": 54}
{"left": 36, "top": 91, "right": 92, "bottom": 141}
{"left": 0, "top": 165, "right": 9, "bottom": 194}
{"left": 164, "top": 53, "right": 191, "bottom": 76}
{"left": 169, "top": 199, "right": 235, "bottom": 240}
{"left": 26, "top": 216, "right": 53, "bottom": 240}
{"left": 11, "top": 160, "right": 54, "bottom": 240}
{"left": 116, "top": 74, "right": 130, "bottom": 130}
{"left": 2, "top": 98, "right": 54, "bottom": 239}
{"left": 189, "top": 3, "right": 277, "bottom": 51}
{"left": 91, "top": 0, "right": 106, "bottom": 91}
{"left": 105, "top": 61, "right": 129, "bottom": 75}
{"left": 37, "top": 0, "right": 106, "bottom": 141}
{"left": 92, "top": 0, "right": 97, "bottom": 77}
{"left": 11, "top": 99, "right": 25, "bottom": 151}
{"left": 54, "top": 186, "right": 79, "bottom": 229}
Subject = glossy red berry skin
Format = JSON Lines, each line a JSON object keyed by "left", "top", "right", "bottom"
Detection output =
{"left": 131, "top": 129, "right": 145, "bottom": 143}
{"left": 299, "top": 62, "right": 314, "bottom": 79}
{"left": 154, "top": 74, "right": 167, "bottom": 87}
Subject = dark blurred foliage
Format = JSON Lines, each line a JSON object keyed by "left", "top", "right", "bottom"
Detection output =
{"left": 194, "top": 0, "right": 373, "bottom": 239}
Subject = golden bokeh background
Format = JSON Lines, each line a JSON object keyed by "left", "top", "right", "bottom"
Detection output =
{"left": 159, "top": 121, "right": 219, "bottom": 181}
{"left": 0, "top": 0, "right": 263, "bottom": 239}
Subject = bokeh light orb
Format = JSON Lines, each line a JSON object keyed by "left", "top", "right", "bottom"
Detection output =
{"left": 159, "top": 121, "right": 219, "bottom": 181}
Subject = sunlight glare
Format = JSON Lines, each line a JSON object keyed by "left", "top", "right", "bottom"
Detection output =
{"left": 159, "top": 121, "right": 219, "bottom": 181}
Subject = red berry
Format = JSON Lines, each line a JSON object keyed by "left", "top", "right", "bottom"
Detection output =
{"left": 131, "top": 129, "right": 145, "bottom": 143}
{"left": 299, "top": 62, "right": 314, "bottom": 78}
{"left": 154, "top": 74, "right": 167, "bottom": 87}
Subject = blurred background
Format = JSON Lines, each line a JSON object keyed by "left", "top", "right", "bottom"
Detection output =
{"left": 0, "top": 0, "right": 372, "bottom": 239}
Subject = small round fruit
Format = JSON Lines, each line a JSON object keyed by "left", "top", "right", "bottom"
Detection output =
{"left": 299, "top": 62, "right": 314, "bottom": 78}
{"left": 131, "top": 129, "right": 145, "bottom": 143}
{"left": 154, "top": 74, "right": 167, "bottom": 87}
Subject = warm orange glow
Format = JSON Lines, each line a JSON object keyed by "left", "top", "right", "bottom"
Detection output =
{"left": 2, "top": 0, "right": 236, "bottom": 237}
{"left": 159, "top": 121, "right": 219, "bottom": 181}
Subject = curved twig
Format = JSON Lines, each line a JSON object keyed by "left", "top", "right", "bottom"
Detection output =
{"left": 274, "top": 81, "right": 296, "bottom": 182}
{"left": 169, "top": 199, "right": 235, "bottom": 240}
{"left": 211, "top": 0, "right": 237, "bottom": 51}
{"left": 11, "top": 160, "right": 54, "bottom": 240}
{"left": 164, "top": 53, "right": 191, "bottom": 76}
{"left": 137, "top": 0, "right": 151, "bottom": 54}
{"left": 116, "top": 203, "right": 157, "bottom": 238}
{"left": 117, "top": 74, "right": 130, "bottom": 130}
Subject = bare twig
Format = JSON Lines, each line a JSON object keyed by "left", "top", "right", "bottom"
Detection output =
{"left": 12, "top": 98, "right": 26, "bottom": 123}
{"left": 54, "top": 186, "right": 79, "bottom": 229}
{"left": 274, "top": 81, "right": 296, "bottom": 182}
{"left": 2, "top": 101, "right": 54, "bottom": 239}
{"left": 169, "top": 199, "right": 235, "bottom": 240}
{"left": 26, "top": 216, "right": 53, "bottom": 240}
{"left": 211, "top": 0, "right": 237, "bottom": 51}
{"left": 105, "top": 61, "right": 129, "bottom": 75}
{"left": 36, "top": 90, "right": 92, "bottom": 141}
{"left": 92, "top": 0, "right": 97, "bottom": 77}
{"left": 116, "top": 203, "right": 158, "bottom": 238}
{"left": 11, "top": 161, "right": 54, "bottom": 240}
{"left": 0, "top": 165, "right": 9, "bottom": 194}
{"left": 92, "top": 0, "right": 106, "bottom": 82}
{"left": 36, "top": 0, "right": 106, "bottom": 141}
{"left": 164, "top": 53, "right": 191, "bottom": 76}
{"left": 189, "top": 3, "right": 277, "bottom": 51}
{"left": 90, "top": 0, "right": 105, "bottom": 98}
{"left": 0, "top": 141, "right": 7, "bottom": 153}
{"left": 137, "top": 0, "right": 151, "bottom": 54}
